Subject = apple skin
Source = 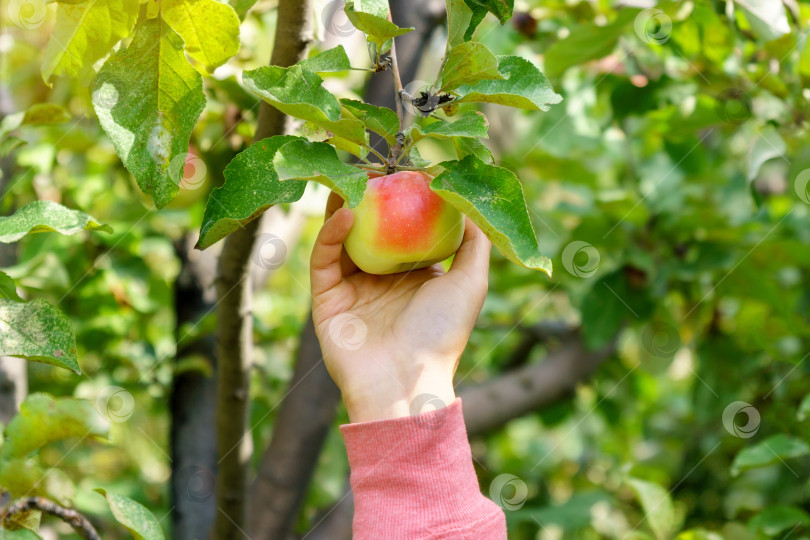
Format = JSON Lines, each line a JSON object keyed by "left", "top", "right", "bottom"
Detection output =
{"left": 343, "top": 170, "right": 465, "bottom": 275}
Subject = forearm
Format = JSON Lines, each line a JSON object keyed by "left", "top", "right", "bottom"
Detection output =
{"left": 340, "top": 398, "right": 507, "bottom": 539}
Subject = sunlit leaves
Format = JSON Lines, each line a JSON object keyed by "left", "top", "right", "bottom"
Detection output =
{"left": 431, "top": 155, "right": 552, "bottom": 274}
{"left": 299, "top": 46, "right": 353, "bottom": 73}
{"left": 735, "top": 0, "right": 790, "bottom": 42}
{"left": 411, "top": 111, "right": 489, "bottom": 141}
{"left": 340, "top": 99, "right": 399, "bottom": 145}
{"left": 439, "top": 42, "right": 502, "bottom": 92}
{"left": 0, "top": 104, "right": 71, "bottom": 140}
{"left": 446, "top": 0, "right": 475, "bottom": 45}
{"left": 456, "top": 56, "right": 562, "bottom": 111}
{"left": 41, "top": 0, "right": 139, "bottom": 84}
{"left": 196, "top": 136, "right": 307, "bottom": 250}
{"left": 0, "top": 200, "right": 112, "bottom": 243}
{"left": 0, "top": 271, "right": 23, "bottom": 302}
{"left": 243, "top": 65, "right": 367, "bottom": 144}
{"left": 273, "top": 140, "right": 368, "bottom": 207}
{"left": 627, "top": 478, "right": 678, "bottom": 540}
{"left": 0, "top": 299, "right": 81, "bottom": 373}
{"left": 161, "top": 0, "right": 241, "bottom": 73}
{"left": 460, "top": 0, "right": 514, "bottom": 41}
{"left": 92, "top": 19, "right": 206, "bottom": 208}
{"left": 344, "top": 0, "right": 413, "bottom": 53}
{"left": 96, "top": 489, "right": 165, "bottom": 540}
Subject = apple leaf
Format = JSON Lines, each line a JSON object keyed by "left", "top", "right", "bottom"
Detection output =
{"left": 736, "top": 0, "right": 790, "bottom": 42}
{"left": 431, "top": 155, "right": 552, "bottom": 275}
{"left": 302, "top": 123, "right": 369, "bottom": 161}
{"left": 1, "top": 393, "right": 108, "bottom": 460}
{"left": 447, "top": 0, "right": 475, "bottom": 45}
{"left": 439, "top": 42, "right": 503, "bottom": 92}
{"left": 92, "top": 19, "right": 206, "bottom": 208}
{"left": 344, "top": 0, "right": 414, "bottom": 52}
{"left": 41, "top": 0, "right": 139, "bottom": 84}
{"left": 456, "top": 55, "right": 562, "bottom": 111}
{"left": 243, "top": 65, "right": 368, "bottom": 145}
{"left": 96, "top": 489, "right": 165, "bottom": 540}
{"left": 731, "top": 434, "right": 810, "bottom": 476}
{"left": 0, "top": 299, "right": 81, "bottom": 374}
{"left": 340, "top": 99, "right": 399, "bottom": 145}
{"left": 0, "top": 200, "right": 112, "bottom": 243}
{"left": 0, "top": 529, "right": 41, "bottom": 539}
{"left": 273, "top": 140, "right": 368, "bottom": 207}
{"left": 460, "top": 0, "right": 514, "bottom": 41}
{"left": 0, "top": 271, "right": 23, "bottom": 302}
{"left": 453, "top": 137, "right": 493, "bottom": 163}
{"left": 197, "top": 135, "right": 307, "bottom": 250}
{"left": 161, "top": 0, "right": 241, "bottom": 73}
{"left": 626, "top": 478, "right": 677, "bottom": 540}
{"left": 0, "top": 104, "right": 72, "bottom": 140}
{"left": 750, "top": 506, "right": 810, "bottom": 537}
{"left": 299, "top": 45, "right": 353, "bottom": 72}
{"left": 411, "top": 111, "right": 489, "bottom": 141}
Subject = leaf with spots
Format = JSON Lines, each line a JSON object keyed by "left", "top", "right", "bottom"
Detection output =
{"left": 92, "top": 18, "right": 206, "bottom": 208}
{"left": 41, "top": 0, "right": 139, "bottom": 84}
{"left": 299, "top": 45, "right": 353, "bottom": 73}
{"left": 0, "top": 299, "right": 81, "bottom": 374}
{"left": 1, "top": 393, "right": 109, "bottom": 460}
{"left": 273, "top": 140, "right": 368, "bottom": 208}
{"left": 456, "top": 55, "right": 562, "bottom": 111}
{"left": 196, "top": 136, "right": 307, "bottom": 250}
{"left": 96, "top": 489, "right": 165, "bottom": 540}
{"left": 243, "top": 65, "right": 368, "bottom": 145}
{"left": 411, "top": 111, "right": 489, "bottom": 141}
{"left": 161, "top": 0, "right": 241, "bottom": 73}
{"left": 439, "top": 42, "right": 503, "bottom": 92}
{"left": 430, "top": 155, "right": 552, "bottom": 275}
{"left": 0, "top": 200, "right": 112, "bottom": 243}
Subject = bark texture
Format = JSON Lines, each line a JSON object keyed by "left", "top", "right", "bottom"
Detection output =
{"left": 213, "top": 1, "right": 315, "bottom": 537}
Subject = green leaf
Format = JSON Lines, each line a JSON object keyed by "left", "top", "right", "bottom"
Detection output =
{"left": 272, "top": 140, "right": 368, "bottom": 208}
{"left": 92, "top": 18, "right": 206, "bottom": 208}
{"left": 1, "top": 394, "right": 108, "bottom": 459}
{"left": 544, "top": 10, "right": 637, "bottom": 79}
{"left": 0, "top": 200, "right": 112, "bottom": 243}
{"left": 0, "top": 271, "right": 23, "bottom": 302}
{"left": 439, "top": 42, "right": 502, "bottom": 92}
{"left": 299, "top": 45, "right": 352, "bottom": 72}
{"left": 302, "top": 123, "right": 368, "bottom": 161}
{"left": 446, "top": 0, "right": 475, "bottom": 45}
{"left": 41, "top": 0, "right": 139, "bottom": 84}
{"left": 161, "top": 0, "right": 241, "bottom": 73}
{"left": 96, "top": 489, "right": 165, "bottom": 540}
{"left": 4, "top": 508, "right": 40, "bottom": 533}
{"left": 0, "top": 458, "right": 75, "bottom": 503}
{"left": 731, "top": 434, "right": 810, "bottom": 476}
{"left": 344, "top": 0, "right": 414, "bottom": 52}
{"left": 0, "top": 104, "right": 72, "bottom": 140}
{"left": 228, "top": 0, "right": 257, "bottom": 19}
{"left": 430, "top": 155, "right": 552, "bottom": 274}
{"left": 196, "top": 135, "right": 307, "bottom": 250}
{"left": 736, "top": 0, "right": 790, "bottom": 42}
{"left": 0, "top": 528, "right": 42, "bottom": 539}
{"left": 460, "top": 0, "right": 514, "bottom": 41}
{"left": 0, "top": 136, "right": 26, "bottom": 158}
{"left": 456, "top": 56, "right": 562, "bottom": 111}
{"left": 580, "top": 270, "right": 653, "bottom": 349}
{"left": 243, "top": 65, "right": 368, "bottom": 145}
{"left": 453, "top": 136, "right": 493, "bottom": 163}
{"left": 627, "top": 478, "right": 677, "bottom": 540}
{"left": 340, "top": 99, "right": 399, "bottom": 145}
{"left": 798, "top": 393, "right": 810, "bottom": 421}
{"left": 0, "top": 299, "right": 81, "bottom": 374}
{"left": 749, "top": 506, "right": 810, "bottom": 536}
{"left": 412, "top": 111, "right": 489, "bottom": 141}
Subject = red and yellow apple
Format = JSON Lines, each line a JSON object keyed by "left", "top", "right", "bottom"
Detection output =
{"left": 344, "top": 170, "right": 465, "bottom": 275}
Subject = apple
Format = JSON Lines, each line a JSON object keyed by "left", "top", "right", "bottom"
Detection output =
{"left": 343, "top": 170, "right": 465, "bottom": 275}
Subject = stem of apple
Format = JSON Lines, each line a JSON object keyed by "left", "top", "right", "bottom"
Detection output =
{"left": 387, "top": 6, "right": 406, "bottom": 173}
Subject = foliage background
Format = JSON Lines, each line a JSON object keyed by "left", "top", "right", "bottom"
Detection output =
{"left": 2, "top": 0, "right": 810, "bottom": 538}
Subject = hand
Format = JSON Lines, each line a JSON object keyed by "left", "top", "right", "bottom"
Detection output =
{"left": 310, "top": 192, "right": 491, "bottom": 423}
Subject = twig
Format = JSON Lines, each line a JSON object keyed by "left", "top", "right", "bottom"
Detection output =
{"left": 2, "top": 497, "right": 101, "bottom": 540}
{"left": 364, "top": 145, "right": 387, "bottom": 164}
{"left": 387, "top": 7, "right": 406, "bottom": 171}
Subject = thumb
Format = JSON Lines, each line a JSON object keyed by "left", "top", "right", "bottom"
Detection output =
{"left": 311, "top": 208, "right": 354, "bottom": 297}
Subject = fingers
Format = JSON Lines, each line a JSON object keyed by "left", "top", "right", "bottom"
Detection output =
{"left": 447, "top": 218, "right": 491, "bottom": 287}
{"left": 311, "top": 208, "right": 354, "bottom": 297}
{"left": 324, "top": 191, "right": 345, "bottom": 222}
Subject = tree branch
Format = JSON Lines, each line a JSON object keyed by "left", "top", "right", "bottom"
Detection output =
{"left": 248, "top": 315, "right": 341, "bottom": 539}
{"left": 386, "top": 7, "right": 406, "bottom": 170}
{"left": 2, "top": 497, "right": 100, "bottom": 540}
{"left": 213, "top": 1, "right": 314, "bottom": 537}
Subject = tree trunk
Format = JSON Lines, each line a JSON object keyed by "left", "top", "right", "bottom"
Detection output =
{"left": 213, "top": 1, "right": 314, "bottom": 537}
{"left": 171, "top": 235, "right": 218, "bottom": 540}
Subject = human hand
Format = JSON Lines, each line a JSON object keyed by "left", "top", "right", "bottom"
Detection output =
{"left": 310, "top": 193, "right": 491, "bottom": 423}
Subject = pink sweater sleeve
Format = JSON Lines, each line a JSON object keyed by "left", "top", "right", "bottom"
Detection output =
{"left": 340, "top": 398, "right": 507, "bottom": 539}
